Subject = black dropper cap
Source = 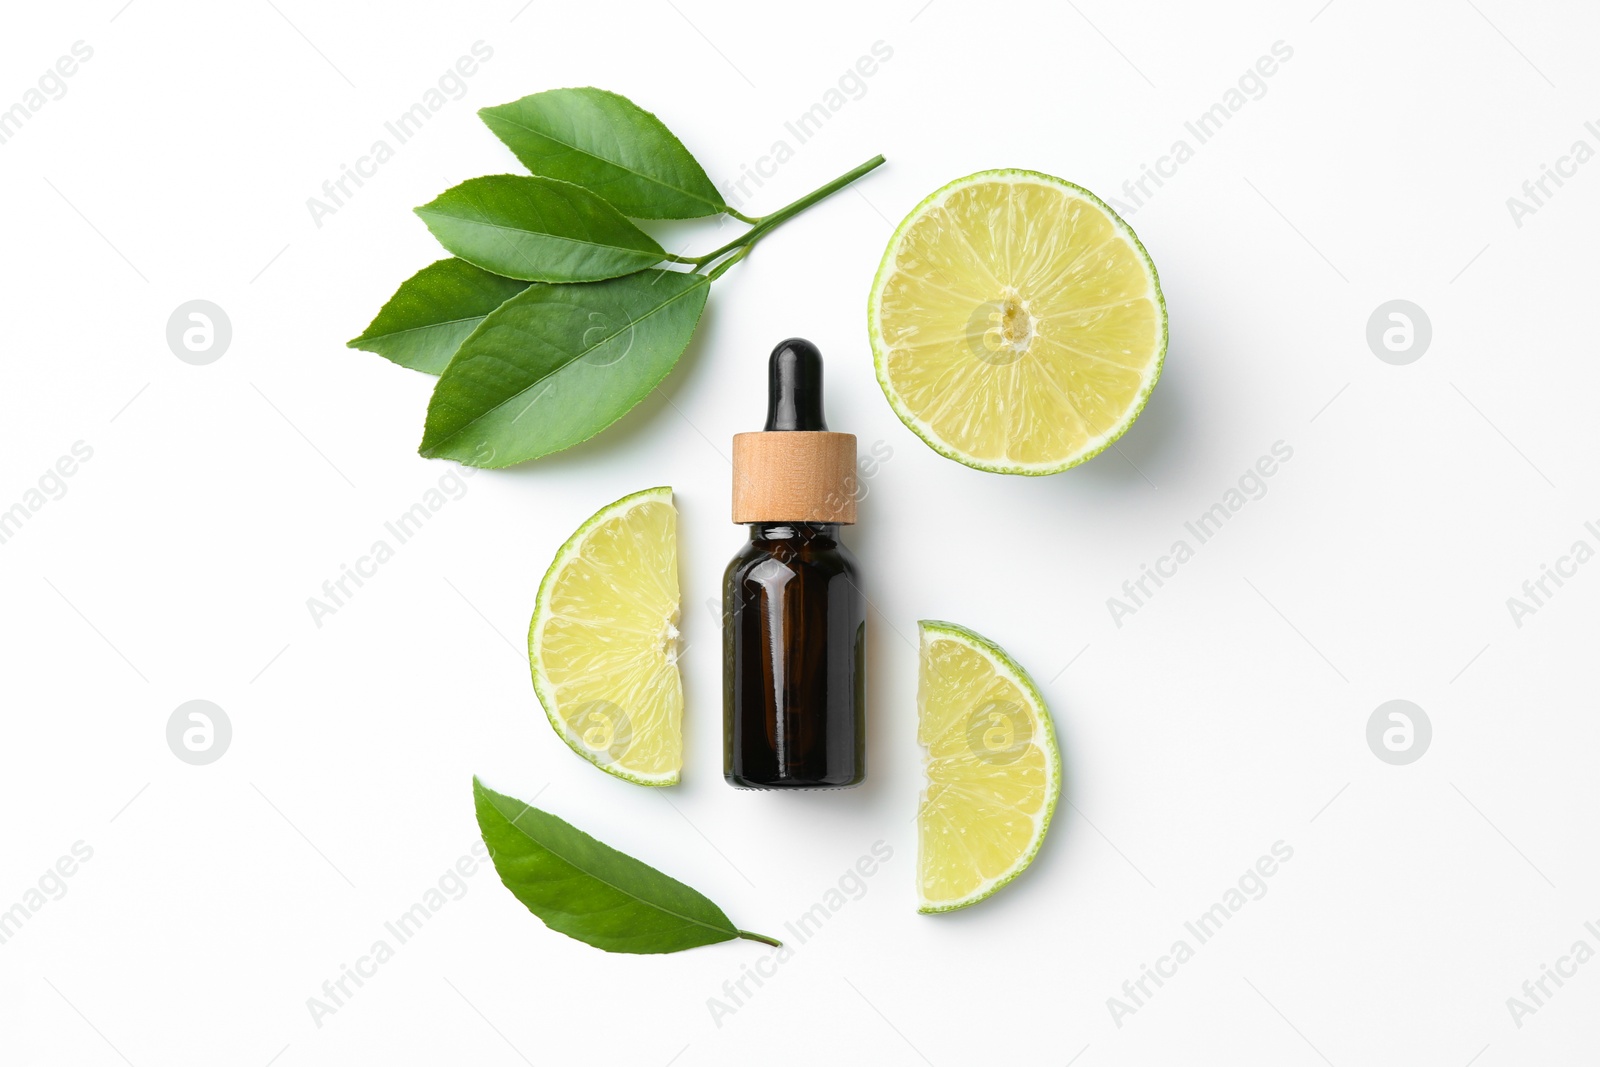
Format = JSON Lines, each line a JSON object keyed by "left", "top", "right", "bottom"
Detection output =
{"left": 764, "top": 338, "right": 827, "bottom": 431}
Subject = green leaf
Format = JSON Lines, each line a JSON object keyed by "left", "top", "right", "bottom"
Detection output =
{"left": 420, "top": 269, "right": 709, "bottom": 467}
{"left": 478, "top": 88, "right": 725, "bottom": 220}
{"left": 347, "top": 258, "right": 529, "bottom": 374}
{"left": 474, "top": 778, "right": 775, "bottom": 954}
{"left": 415, "top": 175, "right": 667, "bottom": 284}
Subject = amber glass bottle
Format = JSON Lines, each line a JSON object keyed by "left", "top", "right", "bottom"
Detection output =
{"left": 723, "top": 339, "right": 866, "bottom": 789}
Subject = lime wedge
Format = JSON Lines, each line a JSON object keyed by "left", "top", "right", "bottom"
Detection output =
{"left": 869, "top": 170, "right": 1166, "bottom": 474}
{"left": 918, "top": 620, "right": 1061, "bottom": 912}
{"left": 529, "top": 486, "right": 682, "bottom": 785}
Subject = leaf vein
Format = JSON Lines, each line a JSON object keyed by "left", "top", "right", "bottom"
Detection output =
{"left": 487, "top": 116, "right": 720, "bottom": 211}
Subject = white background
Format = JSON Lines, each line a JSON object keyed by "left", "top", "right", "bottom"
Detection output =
{"left": 3, "top": 0, "right": 1597, "bottom": 1063}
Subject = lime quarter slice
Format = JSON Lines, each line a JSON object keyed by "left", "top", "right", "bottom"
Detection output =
{"left": 528, "top": 486, "right": 682, "bottom": 786}
{"left": 917, "top": 620, "right": 1061, "bottom": 912}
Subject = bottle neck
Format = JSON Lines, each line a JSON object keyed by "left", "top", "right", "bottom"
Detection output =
{"left": 747, "top": 522, "right": 841, "bottom": 544}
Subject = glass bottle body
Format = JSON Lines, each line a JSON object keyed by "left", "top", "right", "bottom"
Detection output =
{"left": 723, "top": 523, "right": 865, "bottom": 788}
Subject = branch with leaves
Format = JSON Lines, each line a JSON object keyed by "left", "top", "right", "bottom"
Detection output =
{"left": 349, "top": 87, "right": 884, "bottom": 468}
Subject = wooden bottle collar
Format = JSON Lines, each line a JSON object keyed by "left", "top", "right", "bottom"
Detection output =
{"left": 732, "top": 431, "right": 857, "bottom": 524}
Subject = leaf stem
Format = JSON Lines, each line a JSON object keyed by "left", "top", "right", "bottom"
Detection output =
{"left": 704, "top": 244, "right": 750, "bottom": 281}
{"left": 692, "top": 154, "right": 885, "bottom": 267}
{"left": 661, "top": 252, "right": 699, "bottom": 265}
{"left": 725, "top": 207, "right": 761, "bottom": 225}
{"left": 736, "top": 929, "right": 783, "bottom": 947}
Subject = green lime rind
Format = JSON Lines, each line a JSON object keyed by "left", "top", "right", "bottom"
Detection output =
{"left": 868, "top": 169, "right": 1168, "bottom": 476}
{"left": 528, "top": 485, "right": 680, "bottom": 787}
{"left": 916, "top": 619, "right": 1062, "bottom": 913}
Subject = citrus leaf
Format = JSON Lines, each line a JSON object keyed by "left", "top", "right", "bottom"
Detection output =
{"left": 347, "top": 258, "right": 529, "bottom": 374}
{"left": 474, "top": 778, "right": 774, "bottom": 954}
{"left": 415, "top": 175, "right": 667, "bottom": 284}
{"left": 420, "top": 269, "right": 709, "bottom": 467}
{"left": 479, "top": 88, "right": 724, "bottom": 219}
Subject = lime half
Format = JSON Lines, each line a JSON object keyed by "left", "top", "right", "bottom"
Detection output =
{"left": 529, "top": 486, "right": 682, "bottom": 786}
{"left": 869, "top": 170, "right": 1166, "bottom": 475}
{"left": 918, "top": 620, "right": 1061, "bottom": 912}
